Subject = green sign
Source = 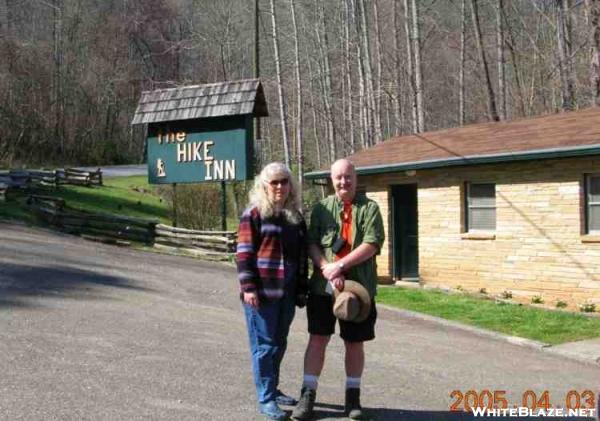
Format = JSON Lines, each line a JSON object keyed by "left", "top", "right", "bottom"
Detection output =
{"left": 147, "top": 115, "right": 254, "bottom": 184}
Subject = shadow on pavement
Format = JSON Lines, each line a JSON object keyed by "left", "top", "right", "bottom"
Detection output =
{"left": 0, "top": 262, "right": 154, "bottom": 308}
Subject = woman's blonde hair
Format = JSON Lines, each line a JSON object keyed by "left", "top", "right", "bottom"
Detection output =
{"left": 248, "top": 162, "right": 302, "bottom": 224}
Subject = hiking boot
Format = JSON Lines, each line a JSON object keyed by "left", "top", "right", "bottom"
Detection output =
{"left": 345, "top": 388, "right": 366, "bottom": 420}
{"left": 275, "top": 389, "right": 298, "bottom": 406}
{"left": 259, "top": 400, "right": 288, "bottom": 420}
{"left": 291, "top": 387, "right": 316, "bottom": 420}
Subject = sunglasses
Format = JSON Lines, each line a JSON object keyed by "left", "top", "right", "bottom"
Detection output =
{"left": 268, "top": 178, "right": 289, "bottom": 186}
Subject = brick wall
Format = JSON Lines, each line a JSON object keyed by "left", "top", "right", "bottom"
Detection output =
{"left": 361, "top": 156, "right": 600, "bottom": 310}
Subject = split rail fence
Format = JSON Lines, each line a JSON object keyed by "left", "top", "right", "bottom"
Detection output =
{"left": 27, "top": 195, "right": 236, "bottom": 261}
{"left": 0, "top": 168, "right": 103, "bottom": 191}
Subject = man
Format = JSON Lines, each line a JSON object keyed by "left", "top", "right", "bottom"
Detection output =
{"left": 292, "top": 159, "right": 384, "bottom": 420}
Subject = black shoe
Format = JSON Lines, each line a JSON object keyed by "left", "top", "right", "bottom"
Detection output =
{"left": 291, "top": 386, "right": 316, "bottom": 420}
{"left": 345, "top": 388, "right": 366, "bottom": 420}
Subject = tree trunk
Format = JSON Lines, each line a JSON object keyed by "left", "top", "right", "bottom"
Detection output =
{"left": 269, "top": 0, "right": 291, "bottom": 166}
{"left": 393, "top": 0, "right": 404, "bottom": 134}
{"left": 306, "top": 54, "right": 322, "bottom": 169}
{"left": 556, "top": 0, "right": 576, "bottom": 110}
{"left": 289, "top": 0, "right": 303, "bottom": 186}
{"left": 470, "top": 0, "right": 500, "bottom": 121}
{"left": 357, "top": 0, "right": 379, "bottom": 145}
{"left": 459, "top": 0, "right": 466, "bottom": 125}
{"left": 315, "top": 0, "right": 336, "bottom": 162}
{"left": 403, "top": 0, "right": 418, "bottom": 133}
{"left": 0, "top": 0, "right": 8, "bottom": 36}
{"left": 586, "top": 0, "right": 600, "bottom": 106}
{"left": 410, "top": 0, "right": 424, "bottom": 132}
{"left": 504, "top": 5, "right": 527, "bottom": 117}
{"left": 496, "top": 0, "right": 506, "bottom": 120}
{"left": 344, "top": 0, "right": 356, "bottom": 153}
{"left": 350, "top": 0, "right": 368, "bottom": 149}
{"left": 53, "top": 0, "right": 64, "bottom": 156}
{"left": 373, "top": 0, "right": 383, "bottom": 140}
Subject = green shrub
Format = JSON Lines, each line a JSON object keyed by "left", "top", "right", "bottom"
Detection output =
{"left": 579, "top": 303, "right": 597, "bottom": 313}
{"left": 531, "top": 295, "right": 544, "bottom": 304}
{"left": 555, "top": 300, "right": 568, "bottom": 309}
{"left": 158, "top": 184, "right": 222, "bottom": 230}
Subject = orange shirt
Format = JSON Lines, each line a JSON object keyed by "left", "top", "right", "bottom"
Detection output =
{"left": 335, "top": 202, "right": 352, "bottom": 259}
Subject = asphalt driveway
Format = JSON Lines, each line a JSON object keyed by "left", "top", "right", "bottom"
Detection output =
{"left": 0, "top": 223, "right": 598, "bottom": 420}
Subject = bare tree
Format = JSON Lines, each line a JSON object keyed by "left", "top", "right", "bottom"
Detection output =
{"left": 393, "top": 0, "right": 404, "bottom": 134}
{"left": 373, "top": 0, "right": 383, "bottom": 139}
{"left": 0, "top": 0, "right": 8, "bottom": 36}
{"left": 403, "top": 0, "right": 417, "bottom": 133}
{"left": 586, "top": 0, "right": 600, "bottom": 105}
{"left": 357, "top": 0, "right": 380, "bottom": 145}
{"left": 315, "top": 0, "right": 336, "bottom": 162}
{"left": 459, "top": 0, "right": 467, "bottom": 125}
{"left": 411, "top": 0, "right": 424, "bottom": 132}
{"left": 289, "top": 0, "right": 303, "bottom": 185}
{"left": 504, "top": 3, "right": 528, "bottom": 117}
{"left": 556, "top": 0, "right": 576, "bottom": 110}
{"left": 269, "top": 0, "right": 291, "bottom": 166}
{"left": 470, "top": 0, "right": 500, "bottom": 121}
{"left": 52, "top": 0, "right": 64, "bottom": 155}
{"left": 344, "top": 0, "right": 355, "bottom": 153}
{"left": 497, "top": 0, "right": 507, "bottom": 120}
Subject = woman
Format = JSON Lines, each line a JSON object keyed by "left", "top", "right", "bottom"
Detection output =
{"left": 236, "top": 162, "right": 308, "bottom": 420}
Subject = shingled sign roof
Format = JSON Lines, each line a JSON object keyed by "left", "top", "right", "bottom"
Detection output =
{"left": 131, "top": 79, "right": 268, "bottom": 125}
{"left": 306, "top": 106, "right": 600, "bottom": 179}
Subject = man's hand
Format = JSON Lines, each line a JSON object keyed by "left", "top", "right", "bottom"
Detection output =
{"left": 243, "top": 291, "right": 259, "bottom": 309}
{"left": 321, "top": 262, "right": 343, "bottom": 281}
{"left": 331, "top": 276, "right": 345, "bottom": 292}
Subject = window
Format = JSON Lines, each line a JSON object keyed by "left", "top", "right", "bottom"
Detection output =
{"left": 466, "top": 183, "right": 496, "bottom": 231}
{"left": 587, "top": 174, "right": 600, "bottom": 234}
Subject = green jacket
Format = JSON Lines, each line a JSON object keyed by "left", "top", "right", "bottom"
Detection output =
{"left": 307, "top": 193, "right": 385, "bottom": 297}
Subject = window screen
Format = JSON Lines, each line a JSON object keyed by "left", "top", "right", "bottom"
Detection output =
{"left": 467, "top": 183, "right": 496, "bottom": 231}
{"left": 588, "top": 175, "right": 600, "bottom": 233}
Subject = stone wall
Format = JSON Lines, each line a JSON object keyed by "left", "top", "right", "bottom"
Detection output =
{"left": 361, "top": 156, "right": 600, "bottom": 310}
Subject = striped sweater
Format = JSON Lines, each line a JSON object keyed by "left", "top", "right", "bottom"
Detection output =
{"left": 236, "top": 206, "right": 308, "bottom": 301}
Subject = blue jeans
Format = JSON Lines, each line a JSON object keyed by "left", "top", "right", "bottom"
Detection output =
{"left": 243, "top": 292, "right": 296, "bottom": 404}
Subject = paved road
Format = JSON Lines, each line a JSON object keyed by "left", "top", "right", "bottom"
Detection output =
{"left": 0, "top": 223, "right": 598, "bottom": 420}
{"left": 75, "top": 165, "right": 147, "bottom": 178}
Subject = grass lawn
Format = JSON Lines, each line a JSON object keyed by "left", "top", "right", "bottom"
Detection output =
{"left": 0, "top": 176, "right": 172, "bottom": 225}
{"left": 377, "top": 286, "right": 600, "bottom": 345}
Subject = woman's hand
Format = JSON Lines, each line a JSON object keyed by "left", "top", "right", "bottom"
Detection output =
{"left": 243, "top": 291, "right": 259, "bottom": 309}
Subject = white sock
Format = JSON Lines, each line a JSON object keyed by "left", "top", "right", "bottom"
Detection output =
{"left": 302, "top": 374, "right": 319, "bottom": 390}
{"left": 346, "top": 376, "right": 361, "bottom": 389}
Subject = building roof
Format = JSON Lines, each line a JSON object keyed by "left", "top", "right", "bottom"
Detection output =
{"left": 305, "top": 107, "right": 600, "bottom": 179}
{"left": 131, "top": 79, "right": 268, "bottom": 125}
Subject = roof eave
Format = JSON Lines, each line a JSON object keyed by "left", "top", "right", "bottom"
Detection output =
{"left": 304, "top": 144, "right": 600, "bottom": 180}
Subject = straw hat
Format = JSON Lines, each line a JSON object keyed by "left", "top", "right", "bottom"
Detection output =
{"left": 332, "top": 280, "right": 371, "bottom": 322}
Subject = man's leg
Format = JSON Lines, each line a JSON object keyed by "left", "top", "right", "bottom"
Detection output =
{"left": 293, "top": 294, "right": 336, "bottom": 420}
{"left": 344, "top": 340, "right": 364, "bottom": 378}
{"left": 339, "top": 303, "right": 377, "bottom": 420}
{"left": 304, "top": 334, "right": 330, "bottom": 377}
